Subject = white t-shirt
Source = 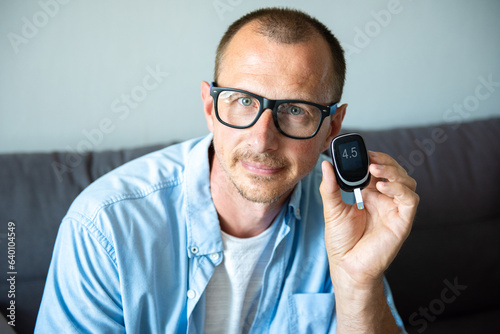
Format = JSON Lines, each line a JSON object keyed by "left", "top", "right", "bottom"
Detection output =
{"left": 204, "top": 221, "right": 278, "bottom": 334}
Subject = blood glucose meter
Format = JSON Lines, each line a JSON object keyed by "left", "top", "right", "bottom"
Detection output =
{"left": 330, "top": 133, "right": 371, "bottom": 209}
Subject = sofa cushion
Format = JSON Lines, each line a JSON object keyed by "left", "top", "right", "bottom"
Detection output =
{"left": 0, "top": 143, "right": 167, "bottom": 334}
{"left": 348, "top": 117, "right": 500, "bottom": 331}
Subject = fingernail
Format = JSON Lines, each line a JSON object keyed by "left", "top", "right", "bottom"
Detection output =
{"left": 377, "top": 180, "right": 388, "bottom": 188}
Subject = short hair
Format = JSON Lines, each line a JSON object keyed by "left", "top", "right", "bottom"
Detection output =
{"left": 214, "top": 7, "right": 346, "bottom": 102}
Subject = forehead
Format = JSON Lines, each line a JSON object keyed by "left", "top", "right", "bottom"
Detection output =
{"left": 218, "top": 22, "right": 334, "bottom": 103}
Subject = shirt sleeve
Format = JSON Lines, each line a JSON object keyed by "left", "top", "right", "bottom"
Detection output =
{"left": 35, "top": 217, "right": 125, "bottom": 333}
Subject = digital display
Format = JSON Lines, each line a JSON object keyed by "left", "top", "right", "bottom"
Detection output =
{"left": 339, "top": 141, "right": 363, "bottom": 171}
{"left": 331, "top": 133, "right": 370, "bottom": 192}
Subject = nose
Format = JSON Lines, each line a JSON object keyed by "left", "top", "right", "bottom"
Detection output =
{"left": 247, "top": 108, "right": 280, "bottom": 153}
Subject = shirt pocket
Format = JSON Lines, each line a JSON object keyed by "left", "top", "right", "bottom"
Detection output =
{"left": 287, "top": 292, "right": 335, "bottom": 334}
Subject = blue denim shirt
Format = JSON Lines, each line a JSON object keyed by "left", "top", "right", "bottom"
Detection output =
{"left": 35, "top": 134, "right": 406, "bottom": 333}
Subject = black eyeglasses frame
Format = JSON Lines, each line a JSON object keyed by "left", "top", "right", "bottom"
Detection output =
{"left": 209, "top": 82, "right": 338, "bottom": 140}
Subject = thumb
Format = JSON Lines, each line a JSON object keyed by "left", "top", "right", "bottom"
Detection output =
{"left": 319, "top": 160, "right": 345, "bottom": 215}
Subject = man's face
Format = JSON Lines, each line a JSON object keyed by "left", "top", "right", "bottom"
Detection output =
{"left": 202, "top": 23, "right": 344, "bottom": 204}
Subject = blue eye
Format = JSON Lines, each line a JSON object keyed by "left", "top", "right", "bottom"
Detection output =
{"left": 289, "top": 106, "right": 304, "bottom": 115}
{"left": 238, "top": 97, "right": 253, "bottom": 106}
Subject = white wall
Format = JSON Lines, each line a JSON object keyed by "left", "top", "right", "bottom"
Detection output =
{"left": 1, "top": 0, "right": 499, "bottom": 153}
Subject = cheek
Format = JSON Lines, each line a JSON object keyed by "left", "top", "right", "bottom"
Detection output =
{"left": 318, "top": 122, "right": 335, "bottom": 152}
{"left": 212, "top": 125, "right": 241, "bottom": 160}
{"left": 286, "top": 141, "right": 323, "bottom": 173}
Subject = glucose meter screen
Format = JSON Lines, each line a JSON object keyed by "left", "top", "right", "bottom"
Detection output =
{"left": 339, "top": 141, "right": 363, "bottom": 171}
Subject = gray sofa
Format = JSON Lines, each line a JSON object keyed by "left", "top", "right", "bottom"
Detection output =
{"left": 1, "top": 117, "right": 499, "bottom": 333}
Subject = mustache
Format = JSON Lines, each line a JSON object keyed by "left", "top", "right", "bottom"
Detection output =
{"left": 232, "top": 150, "right": 288, "bottom": 169}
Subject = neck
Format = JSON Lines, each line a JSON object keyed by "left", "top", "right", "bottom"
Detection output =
{"left": 209, "top": 146, "right": 289, "bottom": 238}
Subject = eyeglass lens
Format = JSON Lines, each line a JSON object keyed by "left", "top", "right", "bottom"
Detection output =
{"left": 217, "top": 90, "right": 322, "bottom": 138}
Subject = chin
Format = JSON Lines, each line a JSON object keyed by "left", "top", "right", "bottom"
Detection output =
{"left": 234, "top": 175, "right": 295, "bottom": 204}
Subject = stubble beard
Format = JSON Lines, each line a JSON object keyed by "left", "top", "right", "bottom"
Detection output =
{"left": 214, "top": 145, "right": 295, "bottom": 204}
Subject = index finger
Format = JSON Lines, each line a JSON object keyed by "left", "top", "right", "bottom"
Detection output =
{"left": 368, "top": 151, "right": 417, "bottom": 191}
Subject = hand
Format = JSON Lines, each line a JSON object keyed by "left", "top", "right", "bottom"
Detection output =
{"left": 320, "top": 151, "right": 419, "bottom": 289}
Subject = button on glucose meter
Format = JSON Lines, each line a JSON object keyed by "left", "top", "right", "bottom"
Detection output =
{"left": 330, "top": 133, "right": 371, "bottom": 209}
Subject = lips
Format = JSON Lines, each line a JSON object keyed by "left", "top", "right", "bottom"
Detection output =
{"left": 231, "top": 149, "right": 288, "bottom": 177}
{"left": 240, "top": 160, "right": 285, "bottom": 176}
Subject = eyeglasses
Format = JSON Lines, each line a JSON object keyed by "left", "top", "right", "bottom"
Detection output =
{"left": 209, "top": 82, "right": 338, "bottom": 139}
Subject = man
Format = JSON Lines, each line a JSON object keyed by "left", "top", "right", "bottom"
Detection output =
{"left": 36, "top": 7, "right": 418, "bottom": 333}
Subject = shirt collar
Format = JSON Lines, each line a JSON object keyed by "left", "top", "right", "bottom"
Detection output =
{"left": 288, "top": 181, "right": 303, "bottom": 220}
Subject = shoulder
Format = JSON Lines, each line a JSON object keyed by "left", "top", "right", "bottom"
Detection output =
{"left": 66, "top": 135, "right": 210, "bottom": 223}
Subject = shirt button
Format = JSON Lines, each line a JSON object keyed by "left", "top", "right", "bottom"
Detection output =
{"left": 190, "top": 246, "right": 199, "bottom": 254}
{"left": 187, "top": 290, "right": 196, "bottom": 299}
{"left": 210, "top": 253, "right": 220, "bottom": 261}
{"left": 295, "top": 208, "right": 300, "bottom": 216}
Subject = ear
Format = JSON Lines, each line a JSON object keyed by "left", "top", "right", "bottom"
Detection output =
{"left": 321, "top": 103, "right": 347, "bottom": 152}
{"left": 201, "top": 81, "right": 214, "bottom": 132}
